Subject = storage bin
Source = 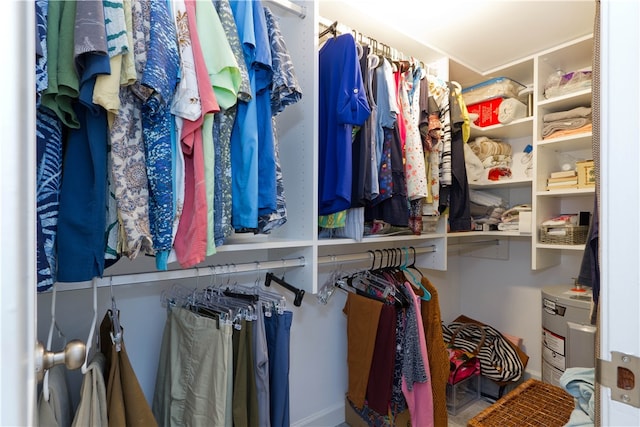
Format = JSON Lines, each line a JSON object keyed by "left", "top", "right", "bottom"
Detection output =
{"left": 468, "top": 378, "right": 574, "bottom": 427}
{"left": 539, "top": 224, "right": 588, "bottom": 245}
{"left": 466, "top": 98, "right": 503, "bottom": 127}
{"left": 446, "top": 372, "right": 481, "bottom": 416}
{"left": 462, "top": 77, "right": 526, "bottom": 106}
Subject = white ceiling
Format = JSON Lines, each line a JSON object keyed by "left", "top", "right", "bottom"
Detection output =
{"left": 318, "top": 0, "right": 596, "bottom": 75}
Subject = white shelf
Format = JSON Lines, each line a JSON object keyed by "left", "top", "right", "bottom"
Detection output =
{"left": 537, "top": 132, "right": 592, "bottom": 150}
{"left": 536, "top": 243, "right": 587, "bottom": 251}
{"left": 316, "top": 233, "right": 445, "bottom": 246}
{"left": 536, "top": 187, "right": 595, "bottom": 198}
{"left": 537, "top": 88, "right": 592, "bottom": 111}
{"left": 449, "top": 231, "right": 531, "bottom": 238}
{"left": 470, "top": 177, "right": 532, "bottom": 189}
{"left": 469, "top": 116, "right": 533, "bottom": 140}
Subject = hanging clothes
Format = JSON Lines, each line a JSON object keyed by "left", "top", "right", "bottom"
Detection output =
{"left": 318, "top": 33, "right": 371, "bottom": 216}
{"left": 142, "top": 0, "right": 180, "bottom": 269}
{"left": 37, "top": 365, "right": 74, "bottom": 427}
{"left": 258, "top": 5, "right": 303, "bottom": 234}
{"left": 71, "top": 353, "right": 108, "bottom": 427}
{"left": 420, "top": 277, "right": 450, "bottom": 427}
{"left": 109, "top": 0, "right": 154, "bottom": 260}
{"left": 173, "top": 0, "right": 221, "bottom": 268}
{"left": 229, "top": 0, "right": 274, "bottom": 231}
{"left": 339, "top": 260, "right": 445, "bottom": 426}
{"left": 232, "top": 318, "right": 259, "bottom": 427}
{"left": 195, "top": 0, "right": 240, "bottom": 256}
{"left": 264, "top": 309, "right": 293, "bottom": 427}
{"left": 99, "top": 312, "right": 157, "bottom": 427}
{"left": 213, "top": 0, "right": 252, "bottom": 245}
{"left": 152, "top": 307, "right": 234, "bottom": 426}
{"left": 343, "top": 292, "right": 384, "bottom": 409}
{"left": 35, "top": 0, "right": 63, "bottom": 292}
{"left": 443, "top": 82, "right": 472, "bottom": 232}
{"left": 56, "top": 0, "right": 110, "bottom": 282}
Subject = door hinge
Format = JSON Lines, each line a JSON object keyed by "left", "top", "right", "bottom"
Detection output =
{"left": 597, "top": 351, "right": 640, "bottom": 408}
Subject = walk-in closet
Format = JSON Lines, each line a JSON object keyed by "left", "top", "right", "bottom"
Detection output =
{"left": 2, "top": 1, "right": 640, "bottom": 426}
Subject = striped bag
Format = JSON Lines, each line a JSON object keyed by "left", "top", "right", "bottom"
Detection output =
{"left": 442, "top": 317, "right": 526, "bottom": 383}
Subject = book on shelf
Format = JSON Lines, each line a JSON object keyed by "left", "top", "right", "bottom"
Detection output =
{"left": 549, "top": 170, "right": 577, "bottom": 179}
{"left": 547, "top": 176, "right": 579, "bottom": 184}
{"left": 546, "top": 183, "right": 579, "bottom": 191}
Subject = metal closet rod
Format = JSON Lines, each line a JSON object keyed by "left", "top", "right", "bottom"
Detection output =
{"left": 54, "top": 256, "right": 307, "bottom": 292}
{"left": 317, "top": 245, "right": 436, "bottom": 265}
{"left": 269, "top": 0, "right": 306, "bottom": 19}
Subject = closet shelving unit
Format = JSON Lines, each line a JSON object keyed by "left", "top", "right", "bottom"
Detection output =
{"left": 448, "top": 57, "right": 535, "bottom": 245}
{"left": 532, "top": 35, "right": 595, "bottom": 270}
{"left": 447, "top": 35, "right": 595, "bottom": 270}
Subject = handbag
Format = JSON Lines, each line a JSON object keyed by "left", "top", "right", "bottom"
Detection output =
{"left": 443, "top": 315, "right": 528, "bottom": 384}
{"left": 446, "top": 323, "right": 485, "bottom": 385}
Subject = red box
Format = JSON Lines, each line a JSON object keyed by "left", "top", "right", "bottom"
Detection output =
{"left": 467, "top": 97, "right": 503, "bottom": 127}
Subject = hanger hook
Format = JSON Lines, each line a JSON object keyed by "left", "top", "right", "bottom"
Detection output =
{"left": 252, "top": 261, "right": 261, "bottom": 287}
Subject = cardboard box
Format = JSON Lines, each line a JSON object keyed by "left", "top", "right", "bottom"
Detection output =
{"left": 467, "top": 98, "right": 503, "bottom": 127}
{"left": 576, "top": 160, "right": 595, "bottom": 188}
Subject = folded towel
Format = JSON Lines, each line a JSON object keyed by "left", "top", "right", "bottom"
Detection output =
{"left": 498, "top": 98, "right": 527, "bottom": 124}
{"left": 560, "top": 367, "right": 595, "bottom": 427}
{"left": 497, "top": 222, "right": 519, "bottom": 231}
{"left": 543, "top": 106, "right": 592, "bottom": 122}
{"left": 542, "top": 117, "right": 591, "bottom": 138}
{"left": 544, "top": 123, "right": 593, "bottom": 140}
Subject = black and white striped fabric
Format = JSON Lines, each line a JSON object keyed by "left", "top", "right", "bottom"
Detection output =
{"left": 442, "top": 321, "right": 524, "bottom": 383}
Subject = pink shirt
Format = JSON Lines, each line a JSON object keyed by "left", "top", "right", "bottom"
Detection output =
{"left": 173, "top": 0, "right": 220, "bottom": 268}
{"left": 401, "top": 282, "right": 435, "bottom": 427}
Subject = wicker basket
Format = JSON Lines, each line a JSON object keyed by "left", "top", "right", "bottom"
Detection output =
{"left": 467, "top": 379, "right": 575, "bottom": 427}
{"left": 539, "top": 224, "right": 588, "bottom": 245}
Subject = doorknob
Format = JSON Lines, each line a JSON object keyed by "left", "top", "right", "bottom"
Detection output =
{"left": 35, "top": 339, "right": 86, "bottom": 382}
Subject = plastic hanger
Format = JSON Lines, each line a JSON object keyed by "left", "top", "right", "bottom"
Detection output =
{"left": 406, "top": 247, "right": 431, "bottom": 301}
{"left": 43, "top": 283, "right": 67, "bottom": 401}
{"left": 81, "top": 277, "right": 98, "bottom": 374}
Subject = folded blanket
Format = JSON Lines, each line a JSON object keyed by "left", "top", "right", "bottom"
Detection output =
{"left": 543, "top": 106, "right": 592, "bottom": 122}
{"left": 498, "top": 98, "right": 527, "bottom": 124}
{"left": 542, "top": 117, "right": 592, "bottom": 138}
{"left": 497, "top": 222, "right": 519, "bottom": 231}
{"left": 469, "top": 189, "right": 504, "bottom": 207}
{"left": 544, "top": 123, "right": 592, "bottom": 140}
{"left": 501, "top": 204, "right": 532, "bottom": 223}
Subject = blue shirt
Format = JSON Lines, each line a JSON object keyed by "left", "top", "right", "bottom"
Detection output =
{"left": 318, "top": 34, "right": 371, "bottom": 216}
{"left": 230, "top": 0, "right": 274, "bottom": 229}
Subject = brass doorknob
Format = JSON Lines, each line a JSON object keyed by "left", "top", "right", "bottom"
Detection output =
{"left": 35, "top": 339, "right": 86, "bottom": 382}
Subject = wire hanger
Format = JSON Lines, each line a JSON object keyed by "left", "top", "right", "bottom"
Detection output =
{"left": 81, "top": 277, "right": 98, "bottom": 374}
